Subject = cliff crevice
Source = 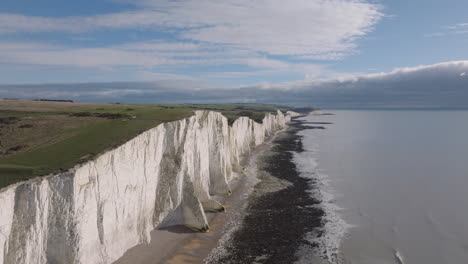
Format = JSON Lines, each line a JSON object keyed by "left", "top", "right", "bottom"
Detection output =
{"left": 0, "top": 110, "right": 295, "bottom": 264}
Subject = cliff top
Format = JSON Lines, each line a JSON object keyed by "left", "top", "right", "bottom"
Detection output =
{"left": 0, "top": 100, "right": 298, "bottom": 188}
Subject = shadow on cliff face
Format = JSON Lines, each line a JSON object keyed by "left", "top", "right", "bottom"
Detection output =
{"left": 207, "top": 118, "right": 325, "bottom": 264}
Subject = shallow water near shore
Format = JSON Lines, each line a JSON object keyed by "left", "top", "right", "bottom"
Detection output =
{"left": 298, "top": 110, "right": 468, "bottom": 264}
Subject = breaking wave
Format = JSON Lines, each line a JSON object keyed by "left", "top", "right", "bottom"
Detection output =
{"left": 292, "top": 129, "right": 351, "bottom": 264}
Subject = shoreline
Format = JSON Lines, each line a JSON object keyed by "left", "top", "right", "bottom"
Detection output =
{"left": 294, "top": 113, "right": 346, "bottom": 264}
{"left": 205, "top": 117, "right": 325, "bottom": 263}
{"left": 114, "top": 128, "right": 284, "bottom": 264}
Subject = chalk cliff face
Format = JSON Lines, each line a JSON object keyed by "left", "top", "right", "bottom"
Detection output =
{"left": 0, "top": 110, "right": 294, "bottom": 264}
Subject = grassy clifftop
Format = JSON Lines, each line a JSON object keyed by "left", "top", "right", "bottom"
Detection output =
{"left": 0, "top": 100, "right": 298, "bottom": 189}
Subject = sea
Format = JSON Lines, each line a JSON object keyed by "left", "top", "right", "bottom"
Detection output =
{"left": 294, "top": 110, "right": 468, "bottom": 264}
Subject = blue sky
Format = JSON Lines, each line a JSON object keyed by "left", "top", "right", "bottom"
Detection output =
{"left": 0, "top": 0, "right": 467, "bottom": 107}
{"left": 335, "top": 0, "right": 468, "bottom": 72}
{"left": 0, "top": 0, "right": 466, "bottom": 85}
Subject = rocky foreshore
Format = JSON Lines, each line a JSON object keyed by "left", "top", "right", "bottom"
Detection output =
{"left": 207, "top": 117, "right": 325, "bottom": 264}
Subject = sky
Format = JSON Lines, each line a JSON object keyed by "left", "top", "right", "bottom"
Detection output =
{"left": 0, "top": 0, "right": 467, "bottom": 107}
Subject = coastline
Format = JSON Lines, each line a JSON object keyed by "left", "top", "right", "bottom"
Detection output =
{"left": 205, "top": 117, "right": 325, "bottom": 263}
{"left": 0, "top": 110, "right": 292, "bottom": 264}
{"left": 114, "top": 126, "right": 285, "bottom": 264}
{"left": 294, "top": 113, "right": 348, "bottom": 264}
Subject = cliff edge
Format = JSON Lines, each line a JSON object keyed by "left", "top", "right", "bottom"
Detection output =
{"left": 0, "top": 110, "right": 295, "bottom": 264}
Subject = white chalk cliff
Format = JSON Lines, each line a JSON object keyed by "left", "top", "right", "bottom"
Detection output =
{"left": 0, "top": 110, "right": 294, "bottom": 264}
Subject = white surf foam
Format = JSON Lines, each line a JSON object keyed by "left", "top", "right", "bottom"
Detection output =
{"left": 293, "top": 129, "right": 351, "bottom": 264}
{"left": 394, "top": 249, "right": 405, "bottom": 264}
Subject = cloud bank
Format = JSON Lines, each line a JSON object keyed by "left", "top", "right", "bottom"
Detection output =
{"left": 0, "top": 0, "right": 382, "bottom": 58}
{"left": 2, "top": 61, "right": 467, "bottom": 109}
{"left": 0, "top": 0, "right": 383, "bottom": 83}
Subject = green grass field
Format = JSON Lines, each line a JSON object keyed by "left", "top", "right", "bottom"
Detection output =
{"left": 0, "top": 100, "right": 299, "bottom": 189}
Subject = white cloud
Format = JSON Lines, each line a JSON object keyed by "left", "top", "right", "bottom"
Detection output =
{"left": 0, "top": 0, "right": 384, "bottom": 85}
{"left": 138, "top": 71, "right": 197, "bottom": 81}
{"left": 363, "top": 61, "right": 468, "bottom": 80}
{"left": 0, "top": 0, "right": 382, "bottom": 59}
{"left": 171, "top": 0, "right": 382, "bottom": 56}
{"left": 2, "top": 61, "right": 467, "bottom": 108}
{"left": 447, "top": 23, "right": 468, "bottom": 30}
{"left": 0, "top": 40, "right": 326, "bottom": 80}
{"left": 0, "top": 11, "right": 170, "bottom": 33}
{"left": 426, "top": 22, "right": 468, "bottom": 37}
{"left": 268, "top": 60, "right": 468, "bottom": 90}
{"left": 0, "top": 43, "right": 168, "bottom": 68}
{"left": 210, "top": 61, "right": 468, "bottom": 93}
{"left": 119, "top": 41, "right": 202, "bottom": 51}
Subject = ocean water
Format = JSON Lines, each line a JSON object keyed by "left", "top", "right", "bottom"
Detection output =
{"left": 294, "top": 110, "right": 468, "bottom": 264}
